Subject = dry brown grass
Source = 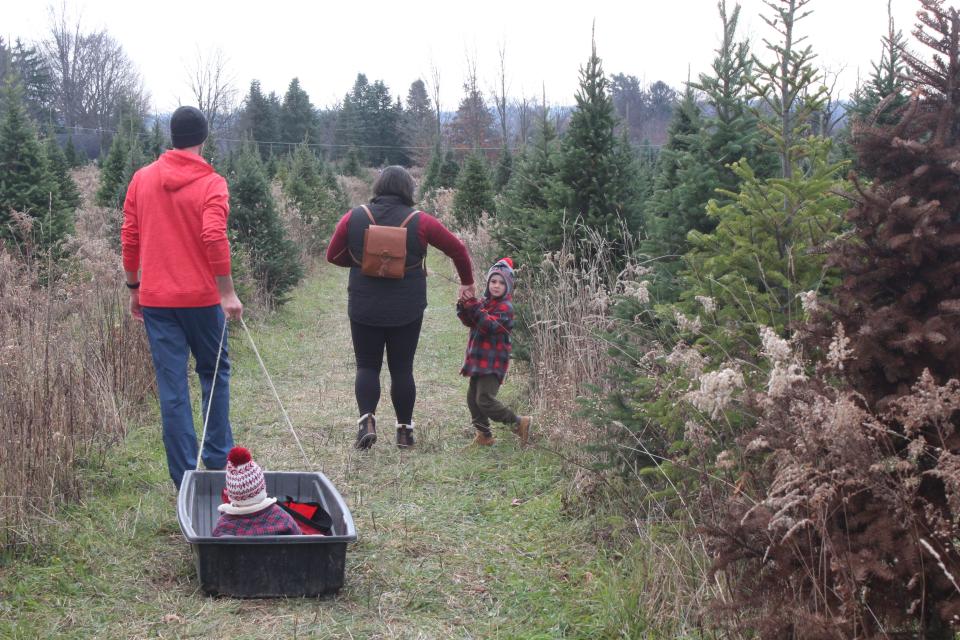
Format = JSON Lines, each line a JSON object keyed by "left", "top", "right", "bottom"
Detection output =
{"left": 422, "top": 187, "right": 455, "bottom": 227}
{"left": 0, "top": 167, "right": 153, "bottom": 550}
{"left": 517, "top": 226, "right": 633, "bottom": 448}
{"left": 337, "top": 173, "right": 374, "bottom": 208}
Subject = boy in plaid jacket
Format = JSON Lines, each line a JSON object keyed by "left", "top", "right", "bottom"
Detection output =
{"left": 457, "top": 258, "right": 532, "bottom": 446}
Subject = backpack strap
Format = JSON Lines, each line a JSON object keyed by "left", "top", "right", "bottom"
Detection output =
{"left": 399, "top": 210, "right": 419, "bottom": 228}
{"left": 359, "top": 204, "right": 376, "bottom": 224}
{"left": 349, "top": 205, "right": 377, "bottom": 265}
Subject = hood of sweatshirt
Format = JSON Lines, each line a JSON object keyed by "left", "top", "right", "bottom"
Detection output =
{"left": 159, "top": 149, "right": 215, "bottom": 192}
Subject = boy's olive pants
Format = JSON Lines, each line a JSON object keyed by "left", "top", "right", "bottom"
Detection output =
{"left": 467, "top": 374, "right": 518, "bottom": 435}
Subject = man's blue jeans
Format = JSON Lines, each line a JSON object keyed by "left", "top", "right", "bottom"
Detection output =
{"left": 142, "top": 305, "right": 233, "bottom": 489}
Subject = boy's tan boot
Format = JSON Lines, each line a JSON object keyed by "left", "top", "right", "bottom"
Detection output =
{"left": 513, "top": 416, "right": 532, "bottom": 447}
{"left": 472, "top": 431, "right": 496, "bottom": 446}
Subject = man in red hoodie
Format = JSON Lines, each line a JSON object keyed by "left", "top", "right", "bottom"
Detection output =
{"left": 121, "top": 106, "right": 243, "bottom": 489}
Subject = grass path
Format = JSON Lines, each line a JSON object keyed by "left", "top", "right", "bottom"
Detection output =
{"left": 0, "top": 260, "right": 618, "bottom": 639}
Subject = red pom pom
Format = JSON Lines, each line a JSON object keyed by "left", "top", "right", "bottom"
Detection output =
{"left": 499, "top": 257, "right": 514, "bottom": 269}
{"left": 227, "top": 446, "right": 252, "bottom": 466}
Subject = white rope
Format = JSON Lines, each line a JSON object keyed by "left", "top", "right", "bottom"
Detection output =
{"left": 195, "top": 317, "right": 228, "bottom": 471}
{"left": 239, "top": 316, "right": 313, "bottom": 471}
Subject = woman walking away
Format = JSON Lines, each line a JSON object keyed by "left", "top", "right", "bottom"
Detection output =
{"left": 326, "top": 166, "right": 475, "bottom": 450}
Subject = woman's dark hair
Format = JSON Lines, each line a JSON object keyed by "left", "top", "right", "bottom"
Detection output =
{"left": 372, "top": 165, "right": 416, "bottom": 206}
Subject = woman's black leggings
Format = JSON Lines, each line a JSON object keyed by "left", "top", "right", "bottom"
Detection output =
{"left": 350, "top": 317, "right": 423, "bottom": 425}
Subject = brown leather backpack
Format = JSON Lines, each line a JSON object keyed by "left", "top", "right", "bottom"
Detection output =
{"left": 356, "top": 204, "right": 419, "bottom": 279}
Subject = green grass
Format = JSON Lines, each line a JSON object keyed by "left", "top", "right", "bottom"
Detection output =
{"left": 0, "top": 258, "right": 645, "bottom": 639}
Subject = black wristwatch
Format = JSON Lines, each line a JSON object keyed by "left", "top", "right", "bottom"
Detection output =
{"left": 125, "top": 281, "right": 140, "bottom": 290}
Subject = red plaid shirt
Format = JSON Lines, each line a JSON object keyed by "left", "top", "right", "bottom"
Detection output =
{"left": 212, "top": 504, "right": 302, "bottom": 537}
{"left": 457, "top": 294, "right": 513, "bottom": 382}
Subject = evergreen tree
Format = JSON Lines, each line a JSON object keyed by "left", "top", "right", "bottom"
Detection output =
{"left": 681, "top": 0, "right": 847, "bottom": 353}
{"left": 420, "top": 141, "right": 443, "bottom": 194}
{"left": 320, "top": 162, "right": 347, "bottom": 205}
{"left": 640, "top": 7, "right": 772, "bottom": 304}
{"left": 96, "top": 131, "right": 129, "bottom": 207}
{"left": 826, "top": 0, "right": 960, "bottom": 407}
{"left": 368, "top": 81, "right": 406, "bottom": 166}
{"left": 403, "top": 79, "right": 437, "bottom": 165}
{"left": 341, "top": 146, "right": 362, "bottom": 177}
{"left": 280, "top": 78, "right": 317, "bottom": 145}
{"left": 439, "top": 150, "right": 460, "bottom": 187}
{"left": 264, "top": 152, "right": 280, "bottom": 180}
{"left": 96, "top": 101, "right": 150, "bottom": 210}
{"left": 0, "top": 39, "right": 10, "bottom": 89}
{"left": 643, "top": 0, "right": 767, "bottom": 285}
{"left": 449, "top": 74, "right": 498, "bottom": 151}
{"left": 149, "top": 117, "right": 166, "bottom": 159}
{"left": 9, "top": 39, "right": 55, "bottom": 124}
{"left": 102, "top": 140, "right": 147, "bottom": 247}
{"left": 839, "top": 1, "right": 909, "bottom": 168}
{"left": 202, "top": 130, "right": 220, "bottom": 169}
{"left": 452, "top": 152, "right": 495, "bottom": 230}
{"left": 689, "top": 0, "right": 774, "bottom": 185}
{"left": 118, "top": 142, "right": 146, "bottom": 205}
{"left": 493, "top": 109, "right": 564, "bottom": 266}
{"left": 241, "top": 80, "right": 281, "bottom": 160}
{"left": 43, "top": 132, "right": 80, "bottom": 212}
{"left": 0, "top": 82, "right": 70, "bottom": 250}
{"left": 335, "top": 74, "right": 369, "bottom": 157}
{"left": 711, "top": 6, "right": 960, "bottom": 636}
{"left": 556, "top": 35, "right": 638, "bottom": 257}
{"left": 114, "top": 98, "right": 149, "bottom": 155}
{"left": 285, "top": 143, "right": 323, "bottom": 218}
{"left": 63, "top": 135, "right": 83, "bottom": 168}
{"left": 283, "top": 142, "right": 346, "bottom": 253}
{"left": 228, "top": 142, "right": 303, "bottom": 305}
{"left": 642, "top": 87, "right": 703, "bottom": 258}
{"left": 493, "top": 145, "right": 513, "bottom": 193}
{"left": 336, "top": 75, "right": 406, "bottom": 166}
{"left": 846, "top": 0, "right": 908, "bottom": 127}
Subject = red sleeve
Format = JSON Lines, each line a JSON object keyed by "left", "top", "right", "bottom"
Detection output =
{"left": 417, "top": 213, "right": 474, "bottom": 285}
{"left": 201, "top": 176, "right": 231, "bottom": 276}
{"left": 120, "top": 171, "right": 141, "bottom": 273}
{"left": 325, "top": 211, "right": 353, "bottom": 267}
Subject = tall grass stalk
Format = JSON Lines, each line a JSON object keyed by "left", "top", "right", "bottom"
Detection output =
{"left": 0, "top": 168, "right": 153, "bottom": 551}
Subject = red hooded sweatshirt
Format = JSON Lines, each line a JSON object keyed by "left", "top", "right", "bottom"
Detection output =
{"left": 121, "top": 149, "right": 231, "bottom": 308}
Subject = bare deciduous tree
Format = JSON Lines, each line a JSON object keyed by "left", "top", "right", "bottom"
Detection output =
{"left": 428, "top": 56, "right": 442, "bottom": 142}
{"left": 183, "top": 46, "right": 236, "bottom": 133}
{"left": 42, "top": 3, "right": 145, "bottom": 130}
{"left": 515, "top": 93, "right": 532, "bottom": 147}
{"left": 811, "top": 65, "right": 846, "bottom": 137}
{"left": 491, "top": 42, "right": 509, "bottom": 147}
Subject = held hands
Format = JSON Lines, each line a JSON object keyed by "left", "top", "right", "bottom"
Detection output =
{"left": 458, "top": 283, "right": 476, "bottom": 302}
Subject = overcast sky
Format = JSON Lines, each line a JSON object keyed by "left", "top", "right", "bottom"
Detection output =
{"left": 5, "top": 1, "right": 921, "bottom": 114}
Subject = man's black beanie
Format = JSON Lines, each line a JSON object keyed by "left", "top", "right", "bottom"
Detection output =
{"left": 170, "top": 106, "right": 208, "bottom": 149}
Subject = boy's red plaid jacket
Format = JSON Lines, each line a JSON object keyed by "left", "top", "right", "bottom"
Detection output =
{"left": 457, "top": 293, "right": 513, "bottom": 382}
